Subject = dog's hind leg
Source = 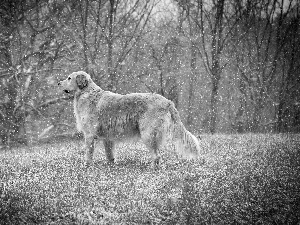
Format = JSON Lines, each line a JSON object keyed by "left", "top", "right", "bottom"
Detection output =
{"left": 85, "top": 136, "right": 95, "bottom": 165}
{"left": 103, "top": 139, "right": 115, "bottom": 164}
{"left": 141, "top": 129, "right": 163, "bottom": 170}
{"left": 140, "top": 115, "right": 170, "bottom": 169}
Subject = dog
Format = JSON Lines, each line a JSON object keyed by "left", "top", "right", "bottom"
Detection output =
{"left": 58, "top": 71, "right": 201, "bottom": 168}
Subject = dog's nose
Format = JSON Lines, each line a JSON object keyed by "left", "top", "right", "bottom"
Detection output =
{"left": 58, "top": 81, "right": 61, "bottom": 86}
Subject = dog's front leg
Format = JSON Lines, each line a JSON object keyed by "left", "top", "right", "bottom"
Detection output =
{"left": 85, "top": 136, "right": 95, "bottom": 165}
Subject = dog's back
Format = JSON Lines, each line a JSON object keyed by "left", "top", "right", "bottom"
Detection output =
{"left": 95, "top": 92, "right": 147, "bottom": 140}
{"left": 94, "top": 91, "right": 174, "bottom": 141}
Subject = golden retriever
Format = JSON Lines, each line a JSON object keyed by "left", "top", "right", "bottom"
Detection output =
{"left": 58, "top": 71, "right": 201, "bottom": 168}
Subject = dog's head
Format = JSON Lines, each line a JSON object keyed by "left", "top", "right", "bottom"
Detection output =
{"left": 58, "top": 71, "right": 91, "bottom": 93}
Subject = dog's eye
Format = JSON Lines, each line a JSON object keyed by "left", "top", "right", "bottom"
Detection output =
{"left": 68, "top": 77, "right": 71, "bottom": 80}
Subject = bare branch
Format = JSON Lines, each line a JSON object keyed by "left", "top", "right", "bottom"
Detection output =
{"left": 25, "top": 103, "right": 45, "bottom": 118}
{"left": 37, "top": 95, "right": 73, "bottom": 109}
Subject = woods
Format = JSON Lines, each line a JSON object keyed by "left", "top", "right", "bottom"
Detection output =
{"left": 0, "top": 0, "right": 300, "bottom": 146}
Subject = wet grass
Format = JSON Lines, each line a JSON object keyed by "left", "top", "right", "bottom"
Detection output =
{"left": 0, "top": 134, "right": 300, "bottom": 224}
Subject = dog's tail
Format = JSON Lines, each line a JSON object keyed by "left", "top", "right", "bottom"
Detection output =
{"left": 167, "top": 102, "right": 200, "bottom": 158}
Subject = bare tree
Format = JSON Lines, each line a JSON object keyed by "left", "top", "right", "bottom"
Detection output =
{"left": 79, "top": 0, "right": 90, "bottom": 71}
{"left": 0, "top": 0, "right": 72, "bottom": 145}
{"left": 68, "top": 0, "right": 156, "bottom": 91}
{"left": 176, "top": 0, "right": 240, "bottom": 133}
{"left": 231, "top": 0, "right": 297, "bottom": 132}
{"left": 276, "top": 3, "right": 300, "bottom": 132}
{"left": 148, "top": 38, "right": 179, "bottom": 107}
{"left": 185, "top": 3, "right": 198, "bottom": 127}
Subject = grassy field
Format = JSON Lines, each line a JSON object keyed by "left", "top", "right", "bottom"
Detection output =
{"left": 0, "top": 134, "right": 300, "bottom": 224}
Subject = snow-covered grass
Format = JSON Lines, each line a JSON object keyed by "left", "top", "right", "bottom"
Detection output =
{"left": 0, "top": 134, "right": 300, "bottom": 224}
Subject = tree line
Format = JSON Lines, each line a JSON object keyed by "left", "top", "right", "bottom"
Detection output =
{"left": 0, "top": 0, "right": 299, "bottom": 146}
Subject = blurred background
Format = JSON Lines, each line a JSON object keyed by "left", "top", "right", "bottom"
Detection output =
{"left": 0, "top": 0, "right": 299, "bottom": 146}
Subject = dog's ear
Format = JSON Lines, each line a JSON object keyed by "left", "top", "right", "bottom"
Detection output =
{"left": 76, "top": 74, "right": 88, "bottom": 89}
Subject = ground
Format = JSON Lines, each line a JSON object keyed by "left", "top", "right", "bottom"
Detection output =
{"left": 0, "top": 134, "right": 300, "bottom": 224}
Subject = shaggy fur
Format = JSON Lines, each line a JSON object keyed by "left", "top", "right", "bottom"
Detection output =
{"left": 58, "top": 71, "right": 201, "bottom": 168}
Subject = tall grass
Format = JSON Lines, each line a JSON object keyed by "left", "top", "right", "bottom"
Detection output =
{"left": 0, "top": 134, "right": 299, "bottom": 224}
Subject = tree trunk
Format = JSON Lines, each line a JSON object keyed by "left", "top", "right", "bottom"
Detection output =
{"left": 0, "top": 80, "right": 28, "bottom": 146}
{"left": 0, "top": 23, "right": 18, "bottom": 145}
{"left": 81, "top": 0, "right": 89, "bottom": 71}
{"left": 277, "top": 65, "right": 288, "bottom": 133}
{"left": 251, "top": 103, "right": 261, "bottom": 132}
{"left": 277, "top": 100, "right": 285, "bottom": 132}
{"left": 107, "top": 0, "right": 116, "bottom": 91}
{"left": 209, "top": 0, "right": 224, "bottom": 134}
{"left": 0, "top": 4, "right": 28, "bottom": 146}
{"left": 276, "top": 16, "right": 299, "bottom": 133}
{"left": 209, "top": 69, "right": 221, "bottom": 134}
{"left": 159, "top": 71, "right": 164, "bottom": 97}
{"left": 186, "top": 42, "right": 197, "bottom": 127}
